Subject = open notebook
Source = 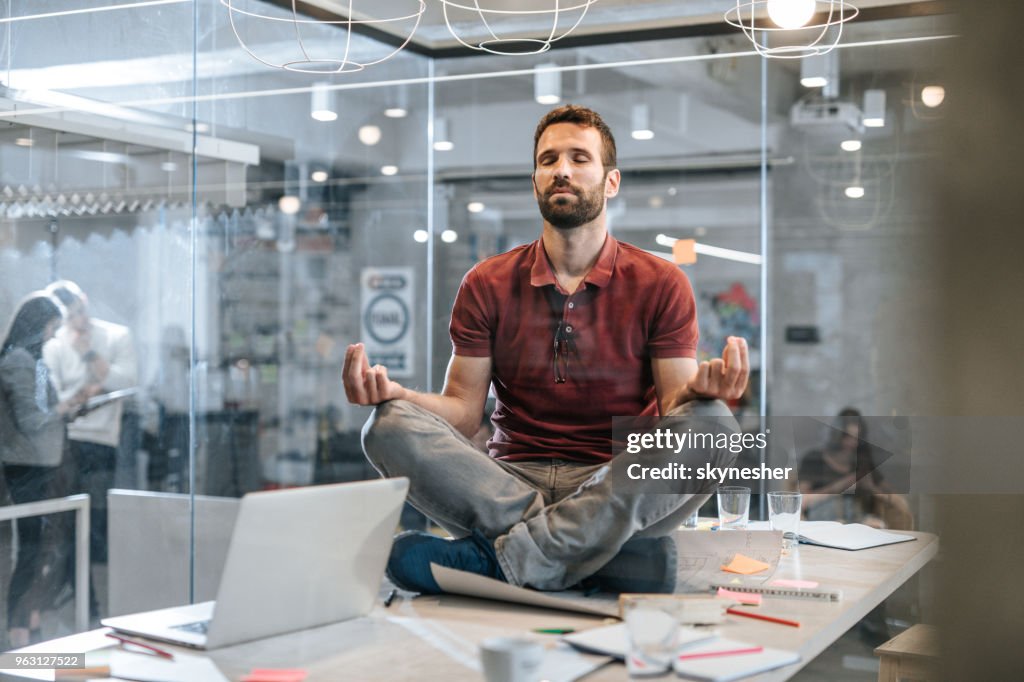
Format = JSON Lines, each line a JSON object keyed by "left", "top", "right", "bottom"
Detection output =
{"left": 797, "top": 521, "right": 915, "bottom": 551}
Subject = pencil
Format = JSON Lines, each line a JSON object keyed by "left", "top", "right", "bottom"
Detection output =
{"left": 384, "top": 588, "right": 397, "bottom": 607}
{"left": 726, "top": 607, "right": 801, "bottom": 628}
{"left": 678, "top": 646, "right": 764, "bottom": 660}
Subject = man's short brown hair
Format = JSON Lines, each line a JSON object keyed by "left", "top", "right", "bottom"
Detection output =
{"left": 533, "top": 105, "right": 617, "bottom": 171}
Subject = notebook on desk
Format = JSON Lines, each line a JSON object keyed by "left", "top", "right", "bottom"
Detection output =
{"left": 102, "top": 477, "right": 408, "bottom": 650}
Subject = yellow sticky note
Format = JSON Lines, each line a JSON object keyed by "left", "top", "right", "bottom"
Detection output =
{"left": 721, "top": 553, "right": 771, "bottom": 575}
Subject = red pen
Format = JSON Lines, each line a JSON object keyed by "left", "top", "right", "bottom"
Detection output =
{"left": 106, "top": 632, "right": 176, "bottom": 659}
{"left": 727, "top": 607, "right": 801, "bottom": 628}
{"left": 679, "top": 646, "right": 764, "bottom": 660}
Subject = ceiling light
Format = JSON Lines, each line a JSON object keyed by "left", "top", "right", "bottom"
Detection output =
{"left": 441, "top": 229, "right": 458, "bottom": 243}
{"left": 311, "top": 83, "right": 337, "bottom": 122}
{"left": 278, "top": 195, "right": 301, "bottom": 214}
{"left": 724, "top": 0, "right": 858, "bottom": 59}
{"left": 921, "top": 85, "right": 945, "bottom": 108}
{"left": 438, "top": 0, "right": 598, "bottom": 55}
{"left": 311, "top": 170, "right": 329, "bottom": 183}
{"left": 767, "top": 0, "right": 817, "bottom": 29}
{"left": 840, "top": 139, "right": 861, "bottom": 152}
{"left": 845, "top": 186, "right": 865, "bottom": 198}
{"left": 534, "top": 63, "right": 561, "bottom": 105}
{"left": 800, "top": 52, "right": 838, "bottom": 95}
{"left": 15, "top": 138, "right": 33, "bottom": 147}
{"left": 380, "top": 165, "right": 399, "bottom": 176}
{"left": 433, "top": 117, "right": 453, "bottom": 151}
{"left": 385, "top": 87, "right": 409, "bottom": 118}
{"left": 358, "top": 125, "right": 382, "bottom": 146}
{"left": 222, "top": 1, "right": 427, "bottom": 74}
{"left": 413, "top": 229, "right": 428, "bottom": 243}
{"left": 385, "top": 107, "right": 408, "bottom": 118}
{"left": 862, "top": 89, "right": 886, "bottom": 127}
{"left": 631, "top": 104, "right": 654, "bottom": 141}
{"left": 468, "top": 202, "right": 485, "bottom": 213}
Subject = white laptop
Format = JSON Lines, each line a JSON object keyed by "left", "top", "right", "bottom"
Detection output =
{"left": 102, "top": 477, "right": 408, "bottom": 649}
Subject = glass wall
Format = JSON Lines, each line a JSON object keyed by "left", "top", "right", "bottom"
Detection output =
{"left": 0, "top": 0, "right": 953, "bottom": 656}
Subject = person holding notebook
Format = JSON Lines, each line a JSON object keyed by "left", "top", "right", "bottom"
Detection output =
{"left": 344, "top": 105, "right": 749, "bottom": 594}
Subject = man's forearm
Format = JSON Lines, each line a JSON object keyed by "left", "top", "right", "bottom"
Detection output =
{"left": 392, "top": 387, "right": 480, "bottom": 439}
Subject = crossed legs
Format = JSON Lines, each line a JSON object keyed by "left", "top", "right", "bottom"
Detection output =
{"left": 362, "top": 399, "right": 740, "bottom": 590}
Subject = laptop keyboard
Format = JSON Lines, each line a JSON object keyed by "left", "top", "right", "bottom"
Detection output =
{"left": 171, "top": 620, "right": 210, "bottom": 635}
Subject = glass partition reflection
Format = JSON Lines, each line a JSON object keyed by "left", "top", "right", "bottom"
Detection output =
{"left": 0, "top": 0, "right": 955, "bottom": 653}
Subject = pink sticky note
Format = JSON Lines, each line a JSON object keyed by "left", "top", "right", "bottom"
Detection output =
{"left": 240, "top": 670, "right": 308, "bottom": 682}
{"left": 769, "top": 579, "right": 820, "bottom": 589}
{"left": 716, "top": 587, "right": 762, "bottom": 605}
{"left": 721, "top": 553, "right": 771, "bottom": 575}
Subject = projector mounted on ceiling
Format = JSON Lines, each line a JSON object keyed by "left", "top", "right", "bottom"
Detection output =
{"left": 790, "top": 99, "right": 864, "bottom": 136}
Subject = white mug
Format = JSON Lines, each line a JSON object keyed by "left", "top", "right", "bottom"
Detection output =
{"left": 479, "top": 636, "right": 544, "bottom": 682}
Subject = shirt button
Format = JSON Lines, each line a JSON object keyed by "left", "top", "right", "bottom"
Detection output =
{"left": 565, "top": 325, "right": 573, "bottom": 332}
{"left": 568, "top": 302, "right": 574, "bottom": 309}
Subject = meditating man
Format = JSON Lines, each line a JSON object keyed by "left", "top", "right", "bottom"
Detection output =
{"left": 344, "top": 105, "right": 749, "bottom": 594}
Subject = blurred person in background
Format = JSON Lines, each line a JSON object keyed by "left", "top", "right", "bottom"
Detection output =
{"left": 0, "top": 293, "right": 84, "bottom": 647}
{"left": 43, "top": 281, "right": 137, "bottom": 568}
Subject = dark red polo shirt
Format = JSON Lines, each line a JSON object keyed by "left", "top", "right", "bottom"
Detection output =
{"left": 450, "top": 235, "right": 698, "bottom": 463}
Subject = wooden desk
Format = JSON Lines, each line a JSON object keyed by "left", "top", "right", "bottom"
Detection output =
{"left": 2, "top": 531, "right": 937, "bottom": 682}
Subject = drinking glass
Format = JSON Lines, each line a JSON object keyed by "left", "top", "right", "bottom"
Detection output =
{"left": 622, "top": 597, "right": 680, "bottom": 677}
{"left": 717, "top": 486, "right": 751, "bottom": 530}
{"left": 768, "top": 491, "right": 802, "bottom": 550}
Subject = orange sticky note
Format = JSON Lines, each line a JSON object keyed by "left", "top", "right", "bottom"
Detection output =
{"left": 721, "top": 553, "right": 771, "bottom": 575}
{"left": 716, "top": 587, "right": 762, "bottom": 605}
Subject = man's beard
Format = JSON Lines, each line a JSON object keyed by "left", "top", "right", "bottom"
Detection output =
{"left": 537, "top": 178, "right": 605, "bottom": 229}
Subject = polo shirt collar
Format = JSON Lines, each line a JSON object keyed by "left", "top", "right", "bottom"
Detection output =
{"left": 529, "top": 234, "right": 618, "bottom": 289}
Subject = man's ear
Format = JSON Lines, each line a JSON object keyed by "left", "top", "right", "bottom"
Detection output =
{"left": 604, "top": 168, "right": 621, "bottom": 198}
{"left": 532, "top": 172, "right": 540, "bottom": 200}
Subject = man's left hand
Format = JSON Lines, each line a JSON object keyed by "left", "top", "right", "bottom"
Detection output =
{"left": 686, "top": 336, "right": 749, "bottom": 401}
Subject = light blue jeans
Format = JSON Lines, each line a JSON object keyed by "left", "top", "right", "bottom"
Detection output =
{"left": 362, "top": 399, "right": 740, "bottom": 590}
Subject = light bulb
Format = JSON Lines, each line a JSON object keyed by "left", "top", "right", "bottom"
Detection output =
{"left": 468, "top": 202, "right": 485, "bottom": 213}
{"left": 840, "top": 140, "right": 862, "bottom": 152}
{"left": 441, "top": 229, "right": 458, "bottom": 243}
{"left": 380, "top": 165, "right": 398, "bottom": 176}
{"left": 845, "top": 186, "right": 865, "bottom": 199}
{"left": 767, "top": 0, "right": 817, "bottom": 30}
{"left": 631, "top": 130, "right": 654, "bottom": 141}
{"left": 311, "top": 170, "right": 328, "bottom": 183}
{"left": 413, "top": 229, "right": 428, "bottom": 243}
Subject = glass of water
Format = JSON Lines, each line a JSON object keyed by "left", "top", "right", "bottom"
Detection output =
{"left": 622, "top": 596, "right": 680, "bottom": 677}
{"left": 717, "top": 486, "right": 751, "bottom": 530}
{"left": 768, "top": 491, "right": 802, "bottom": 550}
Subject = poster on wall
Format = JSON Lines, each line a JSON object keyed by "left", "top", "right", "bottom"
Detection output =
{"left": 360, "top": 267, "right": 414, "bottom": 378}
{"left": 696, "top": 280, "right": 761, "bottom": 370}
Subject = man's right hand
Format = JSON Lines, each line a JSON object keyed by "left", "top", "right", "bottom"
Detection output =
{"left": 343, "top": 343, "right": 407, "bottom": 406}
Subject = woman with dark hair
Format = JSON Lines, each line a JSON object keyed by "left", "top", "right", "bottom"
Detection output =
{"left": 799, "top": 407, "right": 912, "bottom": 529}
{"left": 0, "top": 292, "right": 84, "bottom": 647}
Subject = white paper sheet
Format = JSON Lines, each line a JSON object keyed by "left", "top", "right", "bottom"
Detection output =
{"left": 562, "top": 622, "right": 717, "bottom": 660}
{"left": 797, "top": 522, "right": 916, "bottom": 550}
{"left": 431, "top": 565, "right": 619, "bottom": 617}
{"left": 110, "top": 649, "right": 230, "bottom": 682}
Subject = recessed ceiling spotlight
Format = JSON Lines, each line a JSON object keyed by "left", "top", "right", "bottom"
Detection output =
{"left": 15, "top": 138, "right": 33, "bottom": 147}
{"left": 413, "top": 229, "right": 429, "bottom": 243}
{"left": 278, "top": 195, "right": 301, "bottom": 214}
{"left": 921, "top": 85, "right": 945, "bottom": 108}
{"left": 441, "top": 229, "right": 458, "bottom": 243}
{"left": 358, "top": 125, "right": 382, "bottom": 146}
{"left": 845, "top": 186, "right": 865, "bottom": 199}
{"left": 311, "top": 170, "right": 329, "bottom": 183}
{"left": 384, "top": 107, "right": 408, "bottom": 118}
{"left": 840, "top": 140, "right": 862, "bottom": 152}
{"left": 380, "top": 165, "right": 399, "bottom": 176}
{"left": 468, "top": 201, "right": 485, "bottom": 213}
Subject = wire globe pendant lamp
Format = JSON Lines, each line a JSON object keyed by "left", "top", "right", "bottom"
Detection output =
{"left": 438, "top": 0, "right": 600, "bottom": 55}
{"left": 724, "top": 0, "right": 859, "bottom": 58}
{"left": 221, "top": 0, "right": 426, "bottom": 73}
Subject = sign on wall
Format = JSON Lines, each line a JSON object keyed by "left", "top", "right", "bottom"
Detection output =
{"left": 360, "top": 267, "right": 414, "bottom": 378}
